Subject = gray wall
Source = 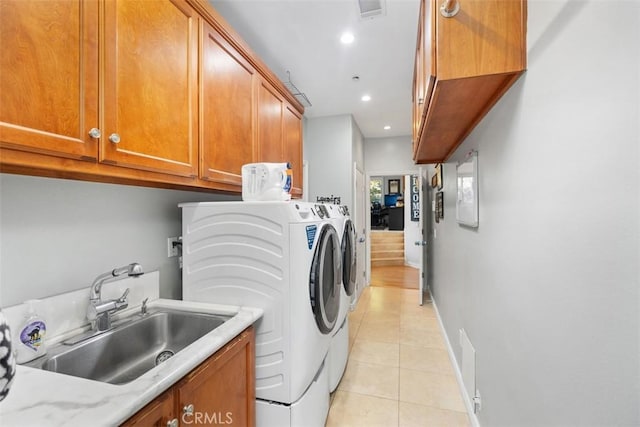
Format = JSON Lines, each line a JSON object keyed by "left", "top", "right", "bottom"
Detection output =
{"left": 364, "top": 135, "right": 417, "bottom": 173}
{"left": 428, "top": 1, "right": 639, "bottom": 425}
{"left": 0, "top": 174, "right": 237, "bottom": 307}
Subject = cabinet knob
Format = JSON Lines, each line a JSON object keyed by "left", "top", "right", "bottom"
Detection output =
{"left": 418, "top": 98, "right": 424, "bottom": 105}
{"left": 183, "top": 404, "right": 194, "bottom": 415}
{"left": 88, "top": 128, "right": 101, "bottom": 139}
{"left": 166, "top": 419, "right": 179, "bottom": 427}
{"left": 108, "top": 133, "right": 121, "bottom": 144}
{"left": 440, "top": 0, "right": 460, "bottom": 17}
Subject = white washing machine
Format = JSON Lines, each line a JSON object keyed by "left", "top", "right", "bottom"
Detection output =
{"left": 324, "top": 204, "right": 357, "bottom": 392}
{"left": 181, "top": 201, "right": 341, "bottom": 427}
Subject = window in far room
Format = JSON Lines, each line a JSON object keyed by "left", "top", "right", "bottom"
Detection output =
{"left": 370, "top": 177, "right": 383, "bottom": 204}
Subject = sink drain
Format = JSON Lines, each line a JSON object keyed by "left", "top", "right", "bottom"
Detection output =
{"left": 155, "top": 350, "right": 175, "bottom": 365}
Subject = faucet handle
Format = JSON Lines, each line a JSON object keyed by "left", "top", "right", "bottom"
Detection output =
{"left": 117, "top": 288, "right": 130, "bottom": 303}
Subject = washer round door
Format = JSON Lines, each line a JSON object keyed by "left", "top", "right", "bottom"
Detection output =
{"left": 309, "top": 223, "right": 342, "bottom": 334}
{"left": 342, "top": 219, "right": 357, "bottom": 297}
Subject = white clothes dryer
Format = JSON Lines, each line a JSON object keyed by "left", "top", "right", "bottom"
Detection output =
{"left": 181, "top": 201, "right": 341, "bottom": 426}
{"left": 324, "top": 204, "right": 357, "bottom": 392}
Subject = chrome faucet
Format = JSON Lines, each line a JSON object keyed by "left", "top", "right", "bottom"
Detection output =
{"left": 87, "top": 263, "right": 144, "bottom": 331}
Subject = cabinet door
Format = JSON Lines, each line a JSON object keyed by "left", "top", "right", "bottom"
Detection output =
{"left": 283, "top": 104, "right": 303, "bottom": 196}
{"left": 412, "top": 20, "right": 424, "bottom": 153}
{"left": 0, "top": 0, "right": 98, "bottom": 160}
{"left": 413, "top": 0, "right": 436, "bottom": 156}
{"left": 176, "top": 328, "right": 255, "bottom": 427}
{"left": 256, "top": 79, "right": 283, "bottom": 163}
{"left": 102, "top": 0, "right": 198, "bottom": 177}
{"left": 200, "top": 21, "right": 255, "bottom": 186}
{"left": 121, "top": 391, "right": 175, "bottom": 427}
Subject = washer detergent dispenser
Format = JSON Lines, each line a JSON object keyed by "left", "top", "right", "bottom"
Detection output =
{"left": 242, "top": 162, "right": 291, "bottom": 201}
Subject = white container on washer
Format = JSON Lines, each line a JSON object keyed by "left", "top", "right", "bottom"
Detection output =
{"left": 241, "top": 162, "right": 291, "bottom": 201}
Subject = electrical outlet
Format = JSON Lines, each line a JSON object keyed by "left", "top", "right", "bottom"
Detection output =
{"left": 167, "top": 237, "right": 180, "bottom": 257}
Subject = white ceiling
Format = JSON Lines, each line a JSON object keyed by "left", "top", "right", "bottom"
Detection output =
{"left": 209, "top": 0, "right": 421, "bottom": 139}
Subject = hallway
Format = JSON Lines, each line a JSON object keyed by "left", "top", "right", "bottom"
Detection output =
{"left": 326, "top": 284, "right": 470, "bottom": 426}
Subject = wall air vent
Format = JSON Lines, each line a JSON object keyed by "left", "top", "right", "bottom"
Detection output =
{"left": 358, "top": 0, "right": 385, "bottom": 19}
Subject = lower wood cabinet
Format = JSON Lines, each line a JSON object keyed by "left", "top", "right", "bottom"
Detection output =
{"left": 122, "top": 326, "right": 255, "bottom": 427}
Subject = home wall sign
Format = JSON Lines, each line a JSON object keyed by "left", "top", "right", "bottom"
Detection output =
{"left": 410, "top": 175, "right": 419, "bottom": 222}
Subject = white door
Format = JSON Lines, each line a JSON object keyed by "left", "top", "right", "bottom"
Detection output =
{"left": 414, "top": 168, "right": 428, "bottom": 305}
{"left": 353, "top": 166, "right": 366, "bottom": 307}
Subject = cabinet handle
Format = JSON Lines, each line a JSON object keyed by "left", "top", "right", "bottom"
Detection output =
{"left": 418, "top": 98, "right": 424, "bottom": 105}
{"left": 183, "top": 404, "right": 194, "bottom": 415}
{"left": 440, "top": 0, "right": 460, "bottom": 17}
{"left": 108, "top": 133, "right": 121, "bottom": 144}
{"left": 88, "top": 128, "right": 101, "bottom": 139}
{"left": 166, "top": 419, "right": 179, "bottom": 427}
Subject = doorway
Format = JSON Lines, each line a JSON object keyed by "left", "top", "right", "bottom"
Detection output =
{"left": 365, "top": 172, "right": 423, "bottom": 291}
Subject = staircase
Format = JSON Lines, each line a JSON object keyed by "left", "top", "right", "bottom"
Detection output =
{"left": 370, "top": 230, "right": 405, "bottom": 267}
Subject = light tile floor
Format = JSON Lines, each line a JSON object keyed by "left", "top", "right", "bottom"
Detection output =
{"left": 326, "top": 286, "right": 471, "bottom": 427}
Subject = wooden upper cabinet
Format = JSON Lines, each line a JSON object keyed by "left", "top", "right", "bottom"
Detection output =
{"left": 256, "top": 78, "right": 304, "bottom": 197}
{"left": 412, "top": 0, "right": 436, "bottom": 157}
{"left": 256, "top": 79, "right": 284, "bottom": 163}
{"left": 200, "top": 21, "right": 256, "bottom": 186}
{"left": 1, "top": 0, "right": 304, "bottom": 195}
{"left": 0, "top": 0, "right": 98, "bottom": 161}
{"left": 283, "top": 105, "right": 303, "bottom": 196}
{"left": 101, "top": 0, "right": 198, "bottom": 177}
{"left": 413, "top": 0, "right": 527, "bottom": 164}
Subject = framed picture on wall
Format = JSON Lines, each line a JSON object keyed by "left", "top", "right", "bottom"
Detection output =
{"left": 456, "top": 151, "right": 479, "bottom": 227}
{"left": 388, "top": 179, "right": 400, "bottom": 194}
{"left": 435, "top": 164, "right": 443, "bottom": 190}
{"left": 431, "top": 174, "right": 437, "bottom": 188}
{"left": 436, "top": 191, "right": 444, "bottom": 220}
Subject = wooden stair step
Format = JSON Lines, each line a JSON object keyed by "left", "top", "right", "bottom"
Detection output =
{"left": 371, "top": 234, "right": 404, "bottom": 243}
{"left": 371, "top": 242, "right": 404, "bottom": 251}
{"left": 372, "top": 258, "right": 405, "bottom": 267}
{"left": 371, "top": 250, "right": 405, "bottom": 259}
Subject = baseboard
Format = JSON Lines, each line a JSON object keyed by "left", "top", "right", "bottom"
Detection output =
{"left": 431, "top": 297, "right": 481, "bottom": 427}
{"left": 405, "top": 261, "right": 420, "bottom": 269}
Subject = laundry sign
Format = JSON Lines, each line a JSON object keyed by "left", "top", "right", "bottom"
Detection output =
{"left": 411, "top": 175, "right": 420, "bottom": 221}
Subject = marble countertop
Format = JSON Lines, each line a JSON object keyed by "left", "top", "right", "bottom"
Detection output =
{"left": 0, "top": 299, "right": 263, "bottom": 427}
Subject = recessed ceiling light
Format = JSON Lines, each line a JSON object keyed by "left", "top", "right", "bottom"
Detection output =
{"left": 361, "top": 95, "right": 371, "bottom": 102}
{"left": 384, "top": 125, "right": 391, "bottom": 130}
{"left": 340, "top": 32, "right": 355, "bottom": 44}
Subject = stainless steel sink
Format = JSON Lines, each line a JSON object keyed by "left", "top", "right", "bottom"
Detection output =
{"left": 26, "top": 308, "right": 231, "bottom": 384}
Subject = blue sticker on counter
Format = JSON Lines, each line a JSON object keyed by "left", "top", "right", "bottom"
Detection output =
{"left": 305, "top": 225, "right": 317, "bottom": 249}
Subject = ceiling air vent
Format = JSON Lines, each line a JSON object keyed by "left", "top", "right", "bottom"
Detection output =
{"left": 358, "top": 0, "right": 385, "bottom": 19}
